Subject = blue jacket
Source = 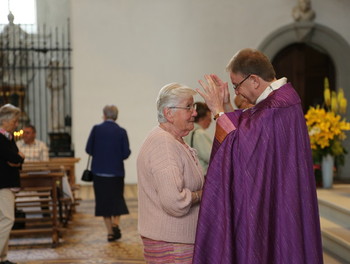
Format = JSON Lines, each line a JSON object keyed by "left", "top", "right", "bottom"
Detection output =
{"left": 85, "top": 120, "right": 131, "bottom": 177}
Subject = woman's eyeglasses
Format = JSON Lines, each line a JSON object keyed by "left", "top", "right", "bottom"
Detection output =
{"left": 169, "top": 104, "right": 197, "bottom": 112}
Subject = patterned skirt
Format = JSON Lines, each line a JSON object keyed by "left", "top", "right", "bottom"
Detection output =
{"left": 141, "top": 236, "right": 194, "bottom": 264}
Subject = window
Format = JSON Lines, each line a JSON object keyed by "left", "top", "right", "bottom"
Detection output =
{"left": 0, "top": 0, "right": 36, "bottom": 33}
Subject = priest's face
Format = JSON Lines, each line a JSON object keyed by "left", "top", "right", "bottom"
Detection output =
{"left": 230, "top": 72, "right": 256, "bottom": 104}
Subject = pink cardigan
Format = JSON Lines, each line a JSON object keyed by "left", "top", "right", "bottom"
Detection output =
{"left": 137, "top": 126, "right": 204, "bottom": 243}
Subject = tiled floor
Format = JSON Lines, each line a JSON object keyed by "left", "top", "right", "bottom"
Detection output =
{"left": 9, "top": 184, "right": 145, "bottom": 264}
{"left": 8, "top": 184, "right": 349, "bottom": 264}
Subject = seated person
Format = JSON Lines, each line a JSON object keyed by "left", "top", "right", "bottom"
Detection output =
{"left": 17, "top": 125, "right": 73, "bottom": 211}
{"left": 16, "top": 124, "right": 49, "bottom": 162}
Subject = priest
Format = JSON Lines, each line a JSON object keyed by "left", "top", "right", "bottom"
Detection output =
{"left": 193, "top": 48, "right": 323, "bottom": 264}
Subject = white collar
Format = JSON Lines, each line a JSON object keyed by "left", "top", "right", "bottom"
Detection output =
{"left": 255, "top": 77, "right": 287, "bottom": 105}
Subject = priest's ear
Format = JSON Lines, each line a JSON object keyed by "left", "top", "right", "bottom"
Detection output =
{"left": 250, "top": 74, "right": 261, "bottom": 90}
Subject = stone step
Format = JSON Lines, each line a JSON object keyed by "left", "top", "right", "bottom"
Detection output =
{"left": 320, "top": 217, "right": 350, "bottom": 263}
{"left": 317, "top": 185, "right": 350, "bottom": 228}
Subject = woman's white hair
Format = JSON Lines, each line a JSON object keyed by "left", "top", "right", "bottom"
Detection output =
{"left": 156, "top": 82, "right": 196, "bottom": 123}
{"left": 103, "top": 105, "right": 118, "bottom": 121}
{"left": 0, "top": 104, "right": 21, "bottom": 125}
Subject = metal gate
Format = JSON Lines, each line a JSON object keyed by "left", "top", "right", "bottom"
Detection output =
{"left": 0, "top": 16, "right": 73, "bottom": 156}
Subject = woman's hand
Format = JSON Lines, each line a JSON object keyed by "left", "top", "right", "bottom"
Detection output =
{"left": 192, "top": 190, "right": 203, "bottom": 204}
{"left": 7, "top": 162, "right": 21, "bottom": 167}
{"left": 18, "top": 151, "right": 25, "bottom": 159}
{"left": 197, "top": 189, "right": 203, "bottom": 201}
{"left": 7, "top": 151, "right": 25, "bottom": 167}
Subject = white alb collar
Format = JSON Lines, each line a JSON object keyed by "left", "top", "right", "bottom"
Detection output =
{"left": 255, "top": 77, "right": 287, "bottom": 105}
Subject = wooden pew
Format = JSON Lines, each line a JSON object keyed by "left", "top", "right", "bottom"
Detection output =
{"left": 23, "top": 157, "right": 81, "bottom": 186}
{"left": 11, "top": 172, "right": 65, "bottom": 247}
{"left": 21, "top": 165, "right": 76, "bottom": 223}
{"left": 21, "top": 158, "right": 81, "bottom": 211}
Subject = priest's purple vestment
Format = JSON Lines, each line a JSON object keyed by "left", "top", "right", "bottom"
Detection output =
{"left": 193, "top": 84, "right": 323, "bottom": 263}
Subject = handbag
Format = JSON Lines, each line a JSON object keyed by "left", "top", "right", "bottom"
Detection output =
{"left": 81, "top": 156, "right": 93, "bottom": 182}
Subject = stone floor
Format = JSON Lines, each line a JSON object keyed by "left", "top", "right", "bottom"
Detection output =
{"left": 317, "top": 184, "right": 350, "bottom": 264}
{"left": 7, "top": 184, "right": 349, "bottom": 264}
{"left": 8, "top": 184, "right": 145, "bottom": 264}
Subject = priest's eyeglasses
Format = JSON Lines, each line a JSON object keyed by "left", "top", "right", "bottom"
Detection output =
{"left": 169, "top": 104, "right": 197, "bottom": 112}
{"left": 232, "top": 74, "right": 251, "bottom": 90}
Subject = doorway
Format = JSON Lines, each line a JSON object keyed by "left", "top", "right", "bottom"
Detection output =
{"left": 272, "top": 43, "right": 335, "bottom": 113}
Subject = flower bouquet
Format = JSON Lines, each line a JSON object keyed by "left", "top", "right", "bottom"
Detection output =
{"left": 305, "top": 78, "right": 350, "bottom": 185}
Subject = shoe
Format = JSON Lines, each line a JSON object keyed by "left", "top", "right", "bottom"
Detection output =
{"left": 112, "top": 225, "right": 122, "bottom": 240}
{"left": 107, "top": 233, "right": 115, "bottom": 242}
{"left": 1, "top": 260, "right": 17, "bottom": 264}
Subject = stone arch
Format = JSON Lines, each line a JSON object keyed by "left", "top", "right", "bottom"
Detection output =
{"left": 258, "top": 22, "right": 350, "bottom": 179}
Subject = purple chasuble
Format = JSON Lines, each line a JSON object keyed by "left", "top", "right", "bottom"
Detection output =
{"left": 193, "top": 84, "right": 323, "bottom": 264}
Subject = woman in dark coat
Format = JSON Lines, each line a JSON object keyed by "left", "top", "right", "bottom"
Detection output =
{"left": 0, "top": 104, "right": 25, "bottom": 264}
{"left": 85, "top": 104, "right": 131, "bottom": 242}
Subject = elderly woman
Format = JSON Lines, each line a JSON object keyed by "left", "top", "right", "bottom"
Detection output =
{"left": 86, "top": 105, "right": 131, "bottom": 242}
{"left": 0, "top": 104, "right": 25, "bottom": 264}
{"left": 137, "top": 83, "right": 204, "bottom": 263}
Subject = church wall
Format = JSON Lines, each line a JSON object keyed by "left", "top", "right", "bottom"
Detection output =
{"left": 36, "top": 0, "right": 70, "bottom": 31}
{"left": 38, "top": 0, "right": 349, "bottom": 184}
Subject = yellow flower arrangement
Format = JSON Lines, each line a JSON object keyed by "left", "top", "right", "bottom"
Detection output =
{"left": 305, "top": 78, "right": 350, "bottom": 165}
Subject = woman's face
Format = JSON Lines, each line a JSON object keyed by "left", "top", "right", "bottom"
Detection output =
{"left": 2, "top": 116, "right": 19, "bottom": 133}
{"left": 171, "top": 97, "right": 197, "bottom": 137}
{"left": 200, "top": 111, "right": 212, "bottom": 129}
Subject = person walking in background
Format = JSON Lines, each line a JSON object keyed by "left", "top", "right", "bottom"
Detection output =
{"left": 193, "top": 48, "right": 323, "bottom": 263}
{"left": 16, "top": 125, "right": 49, "bottom": 162}
{"left": 0, "top": 104, "right": 25, "bottom": 264}
{"left": 85, "top": 104, "right": 131, "bottom": 242}
{"left": 184, "top": 102, "right": 212, "bottom": 175}
{"left": 137, "top": 83, "right": 204, "bottom": 263}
